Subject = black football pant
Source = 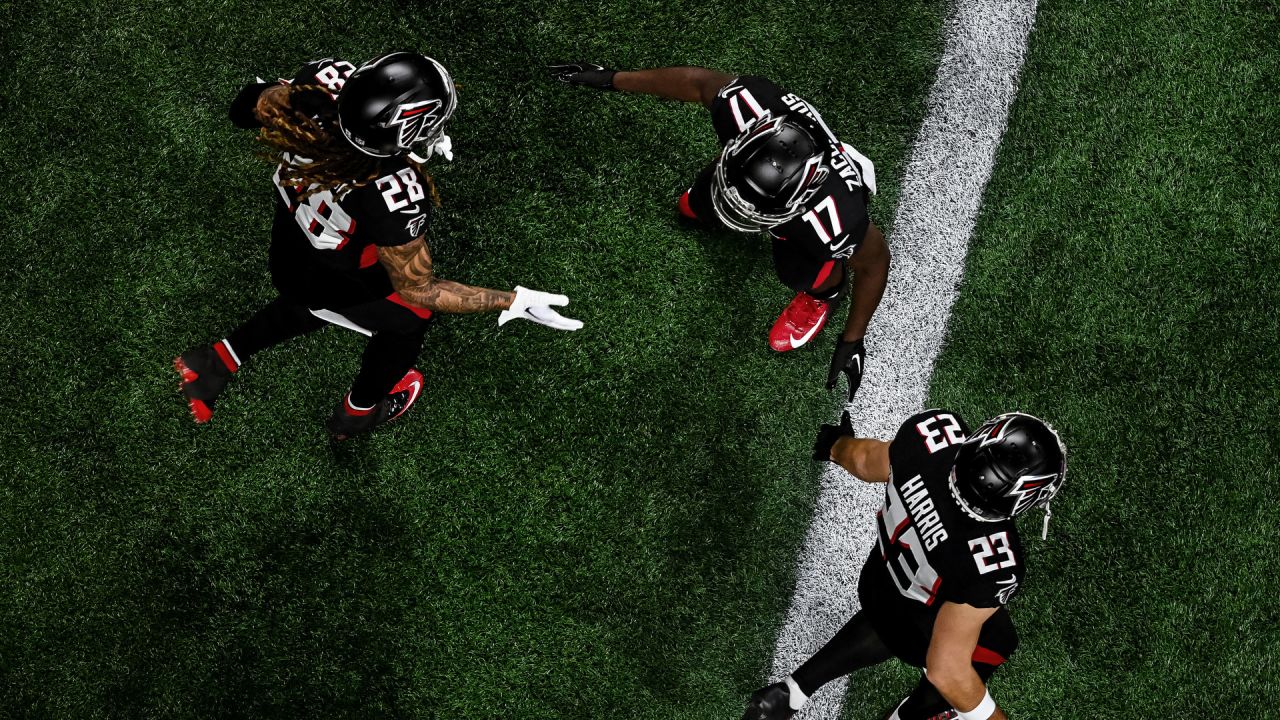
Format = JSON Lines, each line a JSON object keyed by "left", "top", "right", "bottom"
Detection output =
{"left": 790, "top": 609, "right": 1013, "bottom": 719}
{"left": 790, "top": 558, "right": 1019, "bottom": 719}
{"left": 684, "top": 165, "right": 846, "bottom": 302}
{"left": 215, "top": 202, "right": 435, "bottom": 410}
{"left": 225, "top": 295, "right": 430, "bottom": 410}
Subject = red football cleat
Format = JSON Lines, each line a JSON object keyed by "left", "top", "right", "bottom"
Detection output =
{"left": 769, "top": 292, "right": 831, "bottom": 352}
{"left": 175, "top": 340, "right": 239, "bottom": 423}
{"left": 326, "top": 368, "right": 425, "bottom": 441}
{"left": 678, "top": 189, "right": 699, "bottom": 220}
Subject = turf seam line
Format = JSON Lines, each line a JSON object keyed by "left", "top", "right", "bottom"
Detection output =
{"left": 766, "top": 2, "right": 1039, "bottom": 717}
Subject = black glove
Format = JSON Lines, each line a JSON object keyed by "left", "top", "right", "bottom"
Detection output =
{"left": 826, "top": 338, "right": 867, "bottom": 401}
{"left": 547, "top": 62, "right": 618, "bottom": 90}
{"left": 228, "top": 82, "right": 274, "bottom": 129}
{"left": 813, "top": 411, "right": 855, "bottom": 462}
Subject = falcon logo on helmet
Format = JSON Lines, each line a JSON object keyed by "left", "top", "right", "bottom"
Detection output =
{"left": 336, "top": 51, "right": 457, "bottom": 158}
{"left": 948, "top": 413, "right": 1068, "bottom": 523}
{"left": 711, "top": 114, "right": 831, "bottom": 232}
{"left": 388, "top": 99, "right": 444, "bottom": 150}
{"left": 975, "top": 416, "right": 1014, "bottom": 448}
{"left": 1006, "top": 473, "right": 1060, "bottom": 516}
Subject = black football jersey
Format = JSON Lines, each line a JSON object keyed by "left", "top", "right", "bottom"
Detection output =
{"left": 245, "top": 59, "right": 432, "bottom": 273}
{"left": 708, "top": 76, "right": 874, "bottom": 261}
{"left": 873, "top": 410, "right": 1025, "bottom": 610}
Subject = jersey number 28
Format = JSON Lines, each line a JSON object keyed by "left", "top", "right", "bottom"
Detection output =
{"left": 377, "top": 168, "right": 425, "bottom": 212}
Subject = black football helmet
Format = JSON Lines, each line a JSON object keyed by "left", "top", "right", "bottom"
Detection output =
{"left": 949, "top": 413, "right": 1067, "bottom": 522}
{"left": 711, "top": 114, "right": 830, "bottom": 232}
{"left": 337, "top": 52, "right": 457, "bottom": 157}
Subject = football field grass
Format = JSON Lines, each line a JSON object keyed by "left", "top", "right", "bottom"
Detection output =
{"left": 2, "top": 0, "right": 1277, "bottom": 718}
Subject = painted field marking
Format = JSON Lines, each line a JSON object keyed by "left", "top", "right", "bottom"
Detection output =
{"left": 768, "top": 2, "right": 1040, "bottom": 717}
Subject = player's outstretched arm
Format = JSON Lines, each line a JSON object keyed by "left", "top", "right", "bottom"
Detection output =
{"left": 377, "top": 238, "right": 582, "bottom": 330}
{"left": 378, "top": 237, "right": 515, "bottom": 313}
{"left": 813, "top": 412, "right": 890, "bottom": 482}
{"left": 827, "top": 223, "right": 891, "bottom": 400}
{"left": 548, "top": 63, "right": 732, "bottom": 108}
{"left": 926, "top": 602, "right": 1009, "bottom": 720}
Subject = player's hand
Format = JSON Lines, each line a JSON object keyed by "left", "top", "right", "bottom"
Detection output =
{"left": 826, "top": 338, "right": 866, "bottom": 401}
{"left": 498, "top": 286, "right": 584, "bottom": 331}
{"left": 547, "top": 62, "right": 618, "bottom": 90}
{"left": 813, "top": 411, "right": 855, "bottom": 462}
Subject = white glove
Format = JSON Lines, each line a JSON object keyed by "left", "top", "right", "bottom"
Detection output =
{"left": 498, "top": 286, "right": 583, "bottom": 331}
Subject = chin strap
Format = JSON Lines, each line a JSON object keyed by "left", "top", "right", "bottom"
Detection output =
{"left": 409, "top": 133, "right": 454, "bottom": 164}
{"left": 1041, "top": 501, "right": 1053, "bottom": 540}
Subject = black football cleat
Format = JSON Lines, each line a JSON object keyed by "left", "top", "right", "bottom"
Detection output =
{"left": 326, "top": 369, "right": 424, "bottom": 441}
{"left": 742, "top": 682, "right": 796, "bottom": 720}
{"left": 174, "top": 340, "right": 239, "bottom": 423}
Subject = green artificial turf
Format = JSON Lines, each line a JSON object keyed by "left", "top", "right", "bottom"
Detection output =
{"left": 4, "top": 0, "right": 1276, "bottom": 717}
{"left": 0, "top": 1, "right": 944, "bottom": 717}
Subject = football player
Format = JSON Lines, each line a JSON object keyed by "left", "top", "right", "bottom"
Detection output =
{"left": 548, "top": 63, "right": 888, "bottom": 399}
{"left": 741, "top": 411, "right": 1067, "bottom": 720}
{"left": 176, "top": 52, "right": 581, "bottom": 440}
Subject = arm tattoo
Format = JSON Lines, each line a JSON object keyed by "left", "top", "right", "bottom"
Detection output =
{"left": 377, "top": 237, "right": 514, "bottom": 314}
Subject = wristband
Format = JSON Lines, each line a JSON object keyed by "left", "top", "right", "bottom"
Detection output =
{"left": 957, "top": 689, "right": 996, "bottom": 720}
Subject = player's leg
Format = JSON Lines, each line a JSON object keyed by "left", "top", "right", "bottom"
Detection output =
{"left": 768, "top": 241, "right": 846, "bottom": 352}
{"left": 742, "top": 610, "right": 894, "bottom": 720}
{"left": 679, "top": 163, "right": 720, "bottom": 224}
{"left": 322, "top": 295, "right": 433, "bottom": 439}
{"left": 176, "top": 201, "right": 379, "bottom": 423}
{"left": 886, "top": 610, "right": 1019, "bottom": 720}
{"left": 175, "top": 297, "right": 326, "bottom": 422}
{"left": 793, "top": 609, "right": 896, "bottom": 694}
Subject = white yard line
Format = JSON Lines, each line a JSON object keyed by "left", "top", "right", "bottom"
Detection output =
{"left": 768, "top": 2, "right": 1039, "bottom": 717}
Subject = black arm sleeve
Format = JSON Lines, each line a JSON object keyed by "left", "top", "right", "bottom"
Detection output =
{"left": 229, "top": 82, "right": 274, "bottom": 129}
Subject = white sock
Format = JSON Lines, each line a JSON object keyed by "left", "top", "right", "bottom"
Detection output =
{"left": 784, "top": 676, "right": 809, "bottom": 711}
{"left": 345, "top": 395, "right": 376, "bottom": 413}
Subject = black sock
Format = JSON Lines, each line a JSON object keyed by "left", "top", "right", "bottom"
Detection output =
{"left": 225, "top": 297, "right": 326, "bottom": 361}
{"left": 346, "top": 325, "right": 427, "bottom": 409}
{"left": 791, "top": 610, "right": 894, "bottom": 697}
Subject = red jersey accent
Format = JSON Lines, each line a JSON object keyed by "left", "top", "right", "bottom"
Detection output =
{"left": 387, "top": 292, "right": 434, "bottom": 320}
{"left": 972, "top": 645, "right": 1007, "bottom": 666}
{"left": 812, "top": 260, "right": 837, "bottom": 289}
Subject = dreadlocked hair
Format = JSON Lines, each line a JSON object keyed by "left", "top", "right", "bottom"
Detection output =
{"left": 255, "top": 84, "right": 441, "bottom": 206}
